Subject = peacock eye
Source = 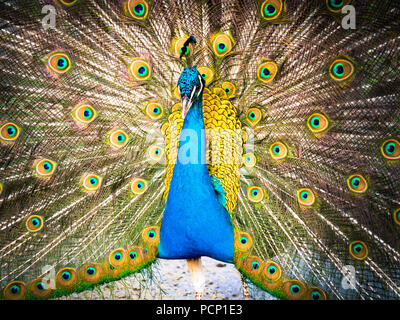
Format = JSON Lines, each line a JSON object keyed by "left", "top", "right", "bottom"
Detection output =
{"left": 347, "top": 174, "right": 368, "bottom": 194}
{"left": 246, "top": 107, "right": 262, "bottom": 126}
{"left": 242, "top": 153, "right": 256, "bottom": 168}
{"left": 329, "top": 58, "right": 354, "bottom": 81}
{"left": 35, "top": 159, "right": 56, "bottom": 177}
{"left": 26, "top": 215, "right": 44, "bottom": 232}
{"left": 307, "top": 113, "right": 329, "bottom": 134}
{"left": 131, "top": 178, "right": 147, "bottom": 194}
{"left": 126, "top": 0, "right": 149, "bottom": 20}
{"left": 109, "top": 129, "right": 129, "bottom": 149}
{"left": 0, "top": 122, "right": 20, "bottom": 142}
{"left": 349, "top": 241, "right": 368, "bottom": 260}
{"left": 297, "top": 188, "right": 316, "bottom": 206}
{"left": 381, "top": 139, "right": 400, "bottom": 160}
{"left": 146, "top": 102, "right": 164, "bottom": 120}
{"left": 240, "top": 236, "right": 247, "bottom": 244}
{"left": 212, "top": 34, "right": 233, "bottom": 57}
{"left": 47, "top": 52, "right": 71, "bottom": 74}
{"left": 261, "top": 0, "right": 283, "bottom": 20}
{"left": 269, "top": 142, "right": 288, "bottom": 160}
{"left": 73, "top": 104, "right": 97, "bottom": 124}
{"left": 129, "top": 59, "right": 151, "bottom": 81}
{"left": 247, "top": 186, "right": 264, "bottom": 203}
{"left": 257, "top": 61, "right": 278, "bottom": 83}
{"left": 197, "top": 67, "right": 214, "bottom": 86}
{"left": 82, "top": 174, "right": 102, "bottom": 191}
{"left": 221, "top": 81, "right": 236, "bottom": 98}
{"left": 129, "top": 251, "right": 137, "bottom": 259}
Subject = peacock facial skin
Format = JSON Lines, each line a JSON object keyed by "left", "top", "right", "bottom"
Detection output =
{"left": 177, "top": 67, "right": 205, "bottom": 119}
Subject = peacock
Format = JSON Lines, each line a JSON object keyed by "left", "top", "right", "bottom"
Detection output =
{"left": 0, "top": 0, "right": 399, "bottom": 301}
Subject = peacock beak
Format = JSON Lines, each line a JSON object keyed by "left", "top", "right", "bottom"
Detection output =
{"left": 181, "top": 96, "right": 193, "bottom": 120}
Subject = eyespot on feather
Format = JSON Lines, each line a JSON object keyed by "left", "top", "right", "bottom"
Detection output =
{"left": 269, "top": 142, "right": 288, "bottom": 160}
{"left": 26, "top": 215, "right": 44, "bottom": 232}
{"left": 148, "top": 145, "right": 164, "bottom": 162}
{"left": 247, "top": 186, "right": 264, "bottom": 203}
{"left": 307, "top": 113, "right": 329, "bottom": 134}
{"left": 81, "top": 173, "right": 103, "bottom": 191}
{"left": 131, "top": 178, "right": 147, "bottom": 194}
{"left": 326, "top": 0, "right": 352, "bottom": 13}
{"left": 212, "top": 33, "right": 233, "bottom": 57}
{"left": 47, "top": 52, "right": 71, "bottom": 74}
{"left": 72, "top": 104, "right": 97, "bottom": 124}
{"left": 221, "top": 81, "right": 236, "bottom": 98}
{"left": 381, "top": 139, "right": 400, "bottom": 160}
{"left": 257, "top": 61, "right": 278, "bottom": 83}
{"left": 242, "top": 256, "right": 264, "bottom": 278}
{"left": 349, "top": 241, "right": 368, "bottom": 260}
{"left": 79, "top": 263, "right": 103, "bottom": 283}
{"left": 0, "top": 122, "right": 20, "bottom": 142}
{"left": 142, "top": 226, "right": 160, "bottom": 245}
{"left": 34, "top": 159, "right": 57, "bottom": 177}
{"left": 146, "top": 102, "right": 164, "bottom": 120}
{"left": 283, "top": 280, "right": 307, "bottom": 300}
{"left": 329, "top": 58, "right": 354, "bottom": 81}
{"left": 307, "top": 287, "right": 327, "bottom": 300}
{"left": 234, "top": 231, "right": 253, "bottom": 252}
{"left": 4, "top": 281, "right": 27, "bottom": 300}
{"left": 108, "top": 129, "right": 129, "bottom": 149}
{"left": 242, "top": 153, "right": 256, "bottom": 168}
{"left": 29, "top": 278, "right": 54, "bottom": 299}
{"left": 246, "top": 107, "right": 262, "bottom": 126}
{"left": 297, "top": 188, "right": 316, "bottom": 206}
{"left": 197, "top": 67, "right": 214, "bottom": 86}
{"left": 126, "top": 0, "right": 148, "bottom": 20}
{"left": 56, "top": 268, "right": 77, "bottom": 289}
{"left": 126, "top": 246, "right": 144, "bottom": 270}
{"left": 263, "top": 261, "right": 282, "bottom": 283}
{"left": 261, "top": 0, "right": 284, "bottom": 20}
{"left": 347, "top": 174, "right": 368, "bottom": 194}
{"left": 109, "top": 248, "right": 128, "bottom": 268}
{"left": 129, "top": 58, "right": 151, "bottom": 81}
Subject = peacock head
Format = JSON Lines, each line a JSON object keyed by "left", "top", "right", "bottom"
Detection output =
{"left": 178, "top": 67, "right": 205, "bottom": 119}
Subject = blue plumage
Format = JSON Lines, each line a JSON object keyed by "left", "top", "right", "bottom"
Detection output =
{"left": 158, "top": 68, "right": 234, "bottom": 263}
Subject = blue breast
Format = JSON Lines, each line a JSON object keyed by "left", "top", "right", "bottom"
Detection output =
{"left": 158, "top": 98, "right": 234, "bottom": 263}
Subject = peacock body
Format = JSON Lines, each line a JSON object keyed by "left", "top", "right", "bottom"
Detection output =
{"left": 0, "top": 0, "right": 399, "bottom": 300}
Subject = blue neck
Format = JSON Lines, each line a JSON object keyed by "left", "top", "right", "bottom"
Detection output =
{"left": 158, "top": 92, "right": 234, "bottom": 262}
